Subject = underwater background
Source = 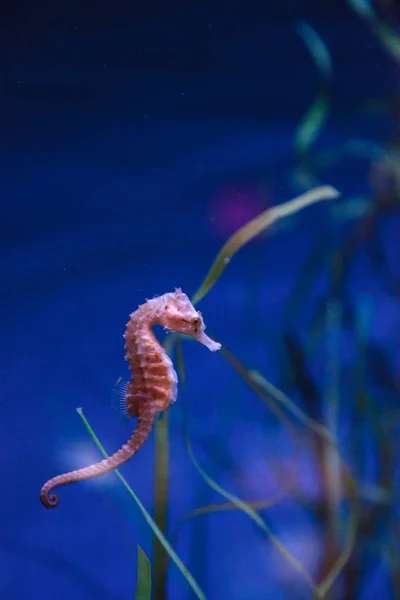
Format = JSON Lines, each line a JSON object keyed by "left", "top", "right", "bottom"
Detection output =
{"left": 2, "top": 0, "right": 399, "bottom": 598}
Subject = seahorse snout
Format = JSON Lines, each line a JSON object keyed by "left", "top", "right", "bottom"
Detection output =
{"left": 194, "top": 330, "right": 221, "bottom": 352}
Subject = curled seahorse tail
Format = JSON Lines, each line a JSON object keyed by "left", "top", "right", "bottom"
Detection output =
{"left": 40, "top": 407, "right": 156, "bottom": 509}
{"left": 40, "top": 485, "right": 59, "bottom": 509}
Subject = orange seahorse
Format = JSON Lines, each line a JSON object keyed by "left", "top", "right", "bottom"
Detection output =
{"left": 40, "top": 288, "right": 221, "bottom": 508}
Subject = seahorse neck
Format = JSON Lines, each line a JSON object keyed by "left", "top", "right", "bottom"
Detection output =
{"left": 130, "top": 308, "right": 163, "bottom": 342}
{"left": 124, "top": 307, "right": 166, "bottom": 369}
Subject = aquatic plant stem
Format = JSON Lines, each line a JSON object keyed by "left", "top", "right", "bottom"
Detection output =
{"left": 154, "top": 412, "right": 170, "bottom": 600}
{"left": 76, "top": 408, "right": 207, "bottom": 600}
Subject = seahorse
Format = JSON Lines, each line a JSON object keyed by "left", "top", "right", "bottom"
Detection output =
{"left": 40, "top": 288, "right": 221, "bottom": 508}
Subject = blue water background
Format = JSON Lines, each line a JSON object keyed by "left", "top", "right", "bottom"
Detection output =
{"left": 1, "top": 1, "right": 399, "bottom": 599}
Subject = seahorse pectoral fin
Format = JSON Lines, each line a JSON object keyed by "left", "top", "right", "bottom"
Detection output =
{"left": 111, "top": 377, "right": 139, "bottom": 419}
{"left": 111, "top": 377, "right": 130, "bottom": 420}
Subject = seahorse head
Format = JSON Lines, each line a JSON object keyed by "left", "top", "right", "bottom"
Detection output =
{"left": 160, "top": 288, "right": 221, "bottom": 352}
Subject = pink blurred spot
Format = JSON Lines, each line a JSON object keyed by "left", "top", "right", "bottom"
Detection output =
{"left": 209, "top": 182, "right": 270, "bottom": 240}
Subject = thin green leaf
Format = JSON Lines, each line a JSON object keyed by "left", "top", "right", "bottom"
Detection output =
{"left": 248, "top": 370, "right": 333, "bottom": 445}
{"left": 185, "top": 336, "right": 358, "bottom": 600}
{"left": 174, "top": 339, "right": 317, "bottom": 594}
{"left": 169, "top": 496, "right": 284, "bottom": 553}
{"left": 322, "top": 301, "right": 342, "bottom": 545}
{"left": 244, "top": 370, "right": 359, "bottom": 599}
{"left": 294, "top": 94, "right": 330, "bottom": 161}
{"left": 180, "top": 497, "right": 282, "bottom": 522}
{"left": 294, "top": 22, "right": 331, "bottom": 159}
{"left": 135, "top": 546, "right": 151, "bottom": 600}
{"left": 152, "top": 336, "right": 177, "bottom": 600}
{"left": 348, "top": 0, "right": 400, "bottom": 63}
{"left": 76, "top": 408, "right": 207, "bottom": 600}
{"left": 191, "top": 186, "right": 340, "bottom": 305}
{"left": 315, "top": 468, "right": 359, "bottom": 600}
{"left": 347, "top": 0, "right": 375, "bottom": 19}
{"left": 219, "top": 347, "right": 301, "bottom": 465}
{"left": 297, "top": 21, "right": 332, "bottom": 79}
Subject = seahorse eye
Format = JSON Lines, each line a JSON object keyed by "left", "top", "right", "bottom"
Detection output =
{"left": 192, "top": 317, "right": 200, "bottom": 330}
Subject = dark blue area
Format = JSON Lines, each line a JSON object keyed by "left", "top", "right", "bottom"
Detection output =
{"left": 1, "top": 1, "right": 399, "bottom": 599}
